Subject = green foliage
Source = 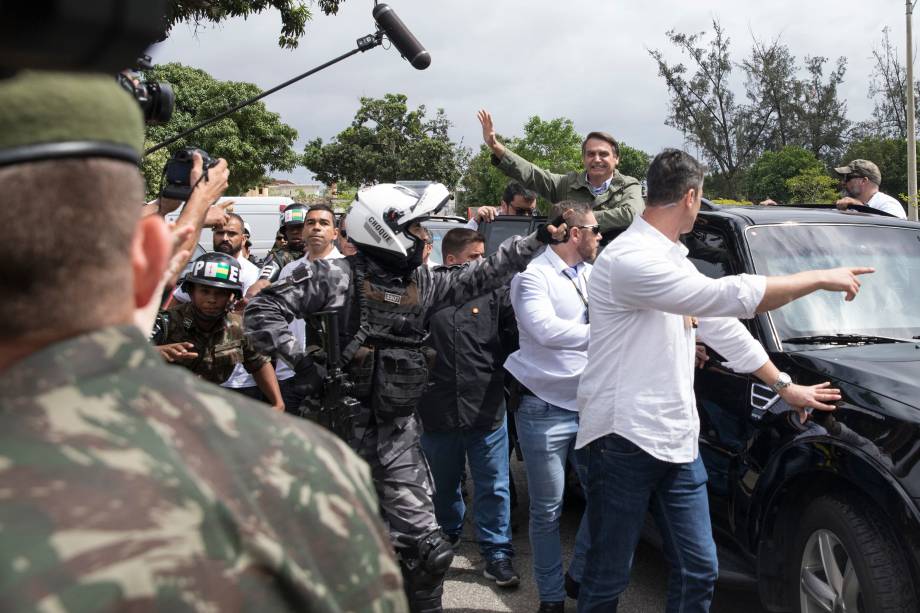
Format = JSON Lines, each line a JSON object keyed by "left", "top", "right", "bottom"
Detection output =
{"left": 785, "top": 168, "right": 838, "bottom": 203}
{"left": 745, "top": 146, "right": 824, "bottom": 202}
{"left": 302, "top": 94, "right": 466, "bottom": 189}
{"left": 709, "top": 198, "right": 753, "bottom": 206}
{"left": 165, "top": 0, "right": 345, "bottom": 49}
{"left": 459, "top": 143, "right": 511, "bottom": 206}
{"left": 618, "top": 143, "right": 650, "bottom": 180}
{"left": 514, "top": 116, "right": 582, "bottom": 173}
{"left": 842, "top": 137, "right": 919, "bottom": 204}
{"left": 141, "top": 62, "right": 299, "bottom": 199}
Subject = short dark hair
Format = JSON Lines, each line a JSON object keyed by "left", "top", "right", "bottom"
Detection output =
{"left": 502, "top": 182, "right": 537, "bottom": 205}
{"left": 307, "top": 203, "right": 336, "bottom": 222}
{"left": 645, "top": 149, "right": 705, "bottom": 207}
{"left": 582, "top": 131, "right": 620, "bottom": 157}
{"left": 441, "top": 228, "right": 484, "bottom": 260}
{"left": 548, "top": 200, "right": 592, "bottom": 225}
{"left": 0, "top": 158, "right": 141, "bottom": 339}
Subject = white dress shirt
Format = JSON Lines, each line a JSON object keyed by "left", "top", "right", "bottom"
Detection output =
{"left": 575, "top": 216, "right": 769, "bottom": 462}
{"left": 274, "top": 246, "right": 344, "bottom": 381}
{"left": 866, "top": 191, "right": 907, "bottom": 219}
{"left": 504, "top": 247, "right": 591, "bottom": 411}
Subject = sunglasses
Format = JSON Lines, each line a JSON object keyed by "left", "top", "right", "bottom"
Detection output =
{"left": 843, "top": 174, "right": 864, "bottom": 182}
{"left": 575, "top": 224, "right": 601, "bottom": 235}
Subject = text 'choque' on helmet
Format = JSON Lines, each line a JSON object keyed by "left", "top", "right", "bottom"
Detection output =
{"left": 343, "top": 183, "right": 451, "bottom": 271}
{"left": 180, "top": 252, "right": 243, "bottom": 298}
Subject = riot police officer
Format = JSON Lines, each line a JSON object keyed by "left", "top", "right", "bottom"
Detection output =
{"left": 154, "top": 252, "right": 284, "bottom": 410}
{"left": 245, "top": 183, "right": 567, "bottom": 612}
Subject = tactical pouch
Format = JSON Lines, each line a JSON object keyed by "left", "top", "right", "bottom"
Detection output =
{"left": 371, "top": 347, "right": 429, "bottom": 420}
{"left": 349, "top": 345, "right": 375, "bottom": 399}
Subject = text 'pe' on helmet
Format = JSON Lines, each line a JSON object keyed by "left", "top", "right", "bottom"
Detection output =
{"left": 181, "top": 252, "right": 243, "bottom": 297}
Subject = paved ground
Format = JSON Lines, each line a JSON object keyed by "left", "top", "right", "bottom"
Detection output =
{"left": 441, "top": 456, "right": 770, "bottom": 612}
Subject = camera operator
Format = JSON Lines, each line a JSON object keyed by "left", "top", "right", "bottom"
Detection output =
{"left": 0, "top": 71, "right": 406, "bottom": 611}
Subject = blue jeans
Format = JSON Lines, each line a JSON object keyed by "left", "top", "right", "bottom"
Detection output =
{"left": 420, "top": 416, "right": 513, "bottom": 561}
{"left": 515, "top": 395, "right": 590, "bottom": 602}
{"left": 577, "top": 433, "right": 718, "bottom": 613}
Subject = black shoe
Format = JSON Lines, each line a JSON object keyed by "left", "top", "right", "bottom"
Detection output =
{"left": 445, "top": 533, "right": 461, "bottom": 550}
{"left": 537, "top": 602, "right": 565, "bottom": 613}
{"left": 483, "top": 557, "right": 520, "bottom": 588}
{"left": 565, "top": 571, "right": 580, "bottom": 599}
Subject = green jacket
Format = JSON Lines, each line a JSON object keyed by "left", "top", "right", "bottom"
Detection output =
{"left": 493, "top": 148, "right": 644, "bottom": 233}
{"left": 0, "top": 325, "right": 408, "bottom": 612}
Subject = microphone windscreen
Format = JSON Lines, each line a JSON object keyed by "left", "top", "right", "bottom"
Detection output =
{"left": 372, "top": 3, "right": 431, "bottom": 70}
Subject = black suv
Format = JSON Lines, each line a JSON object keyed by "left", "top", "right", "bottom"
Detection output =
{"left": 479, "top": 206, "right": 920, "bottom": 613}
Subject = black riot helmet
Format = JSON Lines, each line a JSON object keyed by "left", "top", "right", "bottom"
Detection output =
{"left": 180, "top": 252, "right": 243, "bottom": 298}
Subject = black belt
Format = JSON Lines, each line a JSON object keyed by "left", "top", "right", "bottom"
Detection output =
{"left": 518, "top": 383, "right": 537, "bottom": 398}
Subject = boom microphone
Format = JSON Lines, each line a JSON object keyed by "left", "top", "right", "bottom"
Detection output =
{"left": 372, "top": 3, "right": 431, "bottom": 70}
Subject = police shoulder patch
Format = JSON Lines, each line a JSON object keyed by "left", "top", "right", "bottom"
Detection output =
{"left": 290, "top": 263, "right": 313, "bottom": 284}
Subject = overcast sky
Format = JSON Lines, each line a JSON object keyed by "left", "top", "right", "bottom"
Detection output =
{"left": 150, "top": 0, "right": 912, "bottom": 184}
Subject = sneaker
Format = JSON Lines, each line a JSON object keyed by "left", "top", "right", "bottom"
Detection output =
{"left": 564, "top": 571, "right": 580, "bottom": 599}
{"left": 483, "top": 557, "right": 520, "bottom": 588}
{"left": 536, "top": 602, "right": 564, "bottom": 613}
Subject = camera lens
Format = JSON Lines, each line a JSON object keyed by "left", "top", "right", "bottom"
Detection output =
{"left": 145, "top": 82, "right": 174, "bottom": 125}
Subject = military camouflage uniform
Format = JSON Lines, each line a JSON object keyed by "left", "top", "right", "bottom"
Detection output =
{"left": 151, "top": 302, "right": 269, "bottom": 385}
{"left": 244, "top": 232, "right": 545, "bottom": 612}
{"left": 259, "top": 245, "right": 305, "bottom": 283}
{"left": 0, "top": 325, "right": 407, "bottom": 612}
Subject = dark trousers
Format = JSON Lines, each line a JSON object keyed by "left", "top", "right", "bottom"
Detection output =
{"left": 578, "top": 433, "right": 718, "bottom": 613}
{"left": 278, "top": 377, "right": 306, "bottom": 416}
{"left": 229, "top": 385, "right": 264, "bottom": 402}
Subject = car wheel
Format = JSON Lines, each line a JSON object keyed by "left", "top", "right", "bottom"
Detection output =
{"left": 790, "top": 496, "right": 917, "bottom": 613}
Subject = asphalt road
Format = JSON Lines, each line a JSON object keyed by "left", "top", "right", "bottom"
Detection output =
{"left": 441, "top": 456, "right": 771, "bottom": 613}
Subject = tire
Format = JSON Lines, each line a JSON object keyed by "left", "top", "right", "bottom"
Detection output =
{"left": 789, "top": 495, "right": 918, "bottom": 613}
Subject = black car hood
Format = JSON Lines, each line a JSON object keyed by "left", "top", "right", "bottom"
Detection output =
{"left": 789, "top": 343, "right": 920, "bottom": 409}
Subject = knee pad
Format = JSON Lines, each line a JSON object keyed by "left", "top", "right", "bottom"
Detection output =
{"left": 416, "top": 529, "right": 454, "bottom": 576}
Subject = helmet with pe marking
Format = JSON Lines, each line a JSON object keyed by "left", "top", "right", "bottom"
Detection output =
{"left": 180, "top": 252, "right": 243, "bottom": 298}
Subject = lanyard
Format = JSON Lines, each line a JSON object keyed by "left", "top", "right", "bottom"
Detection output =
{"left": 563, "top": 268, "right": 589, "bottom": 323}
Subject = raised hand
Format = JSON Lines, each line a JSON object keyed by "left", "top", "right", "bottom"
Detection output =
{"left": 477, "top": 109, "right": 505, "bottom": 158}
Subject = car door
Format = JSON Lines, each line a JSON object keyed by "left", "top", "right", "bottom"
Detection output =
{"left": 683, "top": 220, "right": 766, "bottom": 527}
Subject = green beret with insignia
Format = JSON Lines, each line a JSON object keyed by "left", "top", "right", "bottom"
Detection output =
{"left": 0, "top": 71, "right": 144, "bottom": 167}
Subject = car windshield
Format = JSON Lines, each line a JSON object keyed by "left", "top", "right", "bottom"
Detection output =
{"left": 745, "top": 223, "right": 920, "bottom": 343}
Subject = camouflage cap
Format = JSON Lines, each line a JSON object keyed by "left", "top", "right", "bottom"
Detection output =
{"left": 834, "top": 159, "right": 882, "bottom": 185}
{"left": 0, "top": 71, "right": 144, "bottom": 167}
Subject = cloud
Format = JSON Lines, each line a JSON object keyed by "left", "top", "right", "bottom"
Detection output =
{"left": 150, "top": 0, "right": 905, "bottom": 184}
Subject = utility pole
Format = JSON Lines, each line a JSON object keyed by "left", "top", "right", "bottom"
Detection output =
{"left": 907, "top": 0, "right": 918, "bottom": 221}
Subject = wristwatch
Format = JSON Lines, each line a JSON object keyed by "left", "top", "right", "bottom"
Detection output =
{"left": 770, "top": 372, "right": 792, "bottom": 393}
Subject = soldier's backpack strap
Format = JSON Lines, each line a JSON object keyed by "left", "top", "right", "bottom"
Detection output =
{"left": 339, "top": 255, "right": 370, "bottom": 368}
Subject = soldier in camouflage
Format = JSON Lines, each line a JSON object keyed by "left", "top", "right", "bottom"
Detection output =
{"left": 152, "top": 252, "right": 285, "bottom": 411}
{"left": 0, "top": 71, "right": 408, "bottom": 612}
{"left": 245, "top": 182, "right": 570, "bottom": 613}
{"left": 245, "top": 202, "right": 308, "bottom": 299}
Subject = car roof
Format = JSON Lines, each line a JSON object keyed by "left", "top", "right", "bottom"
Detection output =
{"left": 701, "top": 202, "right": 920, "bottom": 228}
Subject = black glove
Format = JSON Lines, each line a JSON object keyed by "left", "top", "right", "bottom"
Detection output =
{"left": 536, "top": 215, "right": 567, "bottom": 244}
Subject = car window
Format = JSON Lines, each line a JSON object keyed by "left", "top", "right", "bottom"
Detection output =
{"left": 683, "top": 228, "right": 733, "bottom": 279}
{"left": 482, "top": 217, "right": 536, "bottom": 255}
{"left": 745, "top": 223, "right": 920, "bottom": 340}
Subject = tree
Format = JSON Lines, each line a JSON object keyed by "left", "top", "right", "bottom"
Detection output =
{"left": 165, "top": 0, "right": 345, "bottom": 49}
{"left": 745, "top": 146, "right": 825, "bottom": 203}
{"left": 649, "top": 21, "right": 772, "bottom": 198}
{"left": 302, "top": 94, "right": 467, "bottom": 189}
{"left": 785, "top": 169, "right": 838, "bottom": 203}
{"left": 618, "top": 144, "right": 651, "bottom": 181}
{"left": 142, "top": 62, "right": 299, "bottom": 199}
{"left": 794, "top": 55, "right": 850, "bottom": 161}
{"left": 863, "top": 28, "right": 918, "bottom": 139}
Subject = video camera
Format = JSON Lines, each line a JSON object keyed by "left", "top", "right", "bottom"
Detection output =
{"left": 161, "top": 147, "right": 219, "bottom": 201}
{"left": 116, "top": 55, "right": 174, "bottom": 125}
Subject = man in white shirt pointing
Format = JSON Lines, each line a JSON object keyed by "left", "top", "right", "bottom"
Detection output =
{"left": 574, "top": 149, "right": 873, "bottom": 613}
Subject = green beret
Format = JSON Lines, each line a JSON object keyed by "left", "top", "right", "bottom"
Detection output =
{"left": 0, "top": 71, "right": 144, "bottom": 167}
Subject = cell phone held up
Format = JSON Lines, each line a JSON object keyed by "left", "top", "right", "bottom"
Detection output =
{"left": 160, "top": 147, "right": 218, "bottom": 201}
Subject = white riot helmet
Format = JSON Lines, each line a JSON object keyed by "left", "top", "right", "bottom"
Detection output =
{"left": 344, "top": 183, "right": 451, "bottom": 272}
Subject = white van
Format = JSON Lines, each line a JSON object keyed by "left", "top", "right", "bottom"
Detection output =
{"left": 166, "top": 196, "right": 293, "bottom": 259}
